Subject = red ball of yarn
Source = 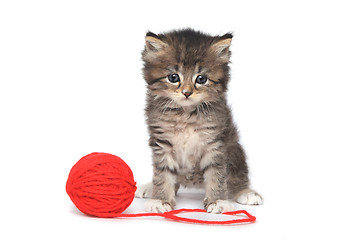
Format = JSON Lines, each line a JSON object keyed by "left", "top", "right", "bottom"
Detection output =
{"left": 66, "top": 152, "right": 137, "bottom": 218}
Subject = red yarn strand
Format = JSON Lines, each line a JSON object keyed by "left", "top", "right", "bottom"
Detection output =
{"left": 116, "top": 209, "right": 256, "bottom": 225}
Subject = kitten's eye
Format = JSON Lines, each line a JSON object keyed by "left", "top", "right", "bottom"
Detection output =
{"left": 195, "top": 75, "right": 207, "bottom": 84}
{"left": 168, "top": 74, "right": 180, "bottom": 83}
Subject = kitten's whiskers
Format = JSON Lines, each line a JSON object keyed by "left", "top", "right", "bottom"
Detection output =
{"left": 159, "top": 99, "right": 175, "bottom": 120}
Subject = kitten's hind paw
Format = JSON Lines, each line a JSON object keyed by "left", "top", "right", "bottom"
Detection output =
{"left": 236, "top": 189, "right": 263, "bottom": 205}
{"left": 135, "top": 183, "right": 152, "bottom": 198}
{"left": 145, "top": 199, "right": 173, "bottom": 213}
{"left": 206, "top": 200, "right": 234, "bottom": 214}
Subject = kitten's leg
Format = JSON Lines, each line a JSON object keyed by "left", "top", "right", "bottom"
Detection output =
{"left": 146, "top": 166, "right": 177, "bottom": 213}
{"left": 226, "top": 143, "right": 263, "bottom": 205}
{"left": 235, "top": 188, "right": 263, "bottom": 205}
{"left": 203, "top": 165, "right": 234, "bottom": 214}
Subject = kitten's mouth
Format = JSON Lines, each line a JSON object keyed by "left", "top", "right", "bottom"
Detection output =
{"left": 176, "top": 97, "right": 197, "bottom": 107}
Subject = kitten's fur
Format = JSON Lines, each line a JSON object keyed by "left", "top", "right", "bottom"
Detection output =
{"left": 136, "top": 29, "right": 262, "bottom": 213}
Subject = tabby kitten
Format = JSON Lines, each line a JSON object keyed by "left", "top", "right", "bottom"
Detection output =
{"left": 135, "top": 29, "right": 262, "bottom": 213}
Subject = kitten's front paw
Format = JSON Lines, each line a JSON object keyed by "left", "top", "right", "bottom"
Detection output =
{"left": 206, "top": 200, "right": 234, "bottom": 214}
{"left": 145, "top": 199, "right": 173, "bottom": 213}
{"left": 236, "top": 189, "right": 263, "bottom": 205}
{"left": 135, "top": 183, "right": 152, "bottom": 198}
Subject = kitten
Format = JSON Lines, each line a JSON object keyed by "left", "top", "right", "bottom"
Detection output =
{"left": 135, "top": 29, "right": 262, "bottom": 213}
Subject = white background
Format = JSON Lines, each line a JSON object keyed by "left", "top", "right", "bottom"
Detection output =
{"left": 1, "top": 0, "right": 359, "bottom": 239}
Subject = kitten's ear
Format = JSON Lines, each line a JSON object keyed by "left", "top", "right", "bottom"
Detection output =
{"left": 211, "top": 33, "right": 233, "bottom": 62}
{"left": 145, "top": 32, "right": 168, "bottom": 52}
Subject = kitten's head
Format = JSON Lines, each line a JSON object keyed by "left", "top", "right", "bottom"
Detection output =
{"left": 142, "top": 29, "right": 232, "bottom": 107}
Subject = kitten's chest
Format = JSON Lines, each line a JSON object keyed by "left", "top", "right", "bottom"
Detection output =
{"left": 167, "top": 123, "right": 207, "bottom": 172}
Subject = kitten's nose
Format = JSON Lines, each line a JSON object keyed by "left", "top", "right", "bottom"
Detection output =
{"left": 182, "top": 89, "right": 193, "bottom": 98}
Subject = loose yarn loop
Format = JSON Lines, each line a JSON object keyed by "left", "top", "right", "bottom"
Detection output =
{"left": 118, "top": 208, "right": 256, "bottom": 225}
{"left": 66, "top": 152, "right": 137, "bottom": 218}
{"left": 66, "top": 152, "right": 256, "bottom": 225}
